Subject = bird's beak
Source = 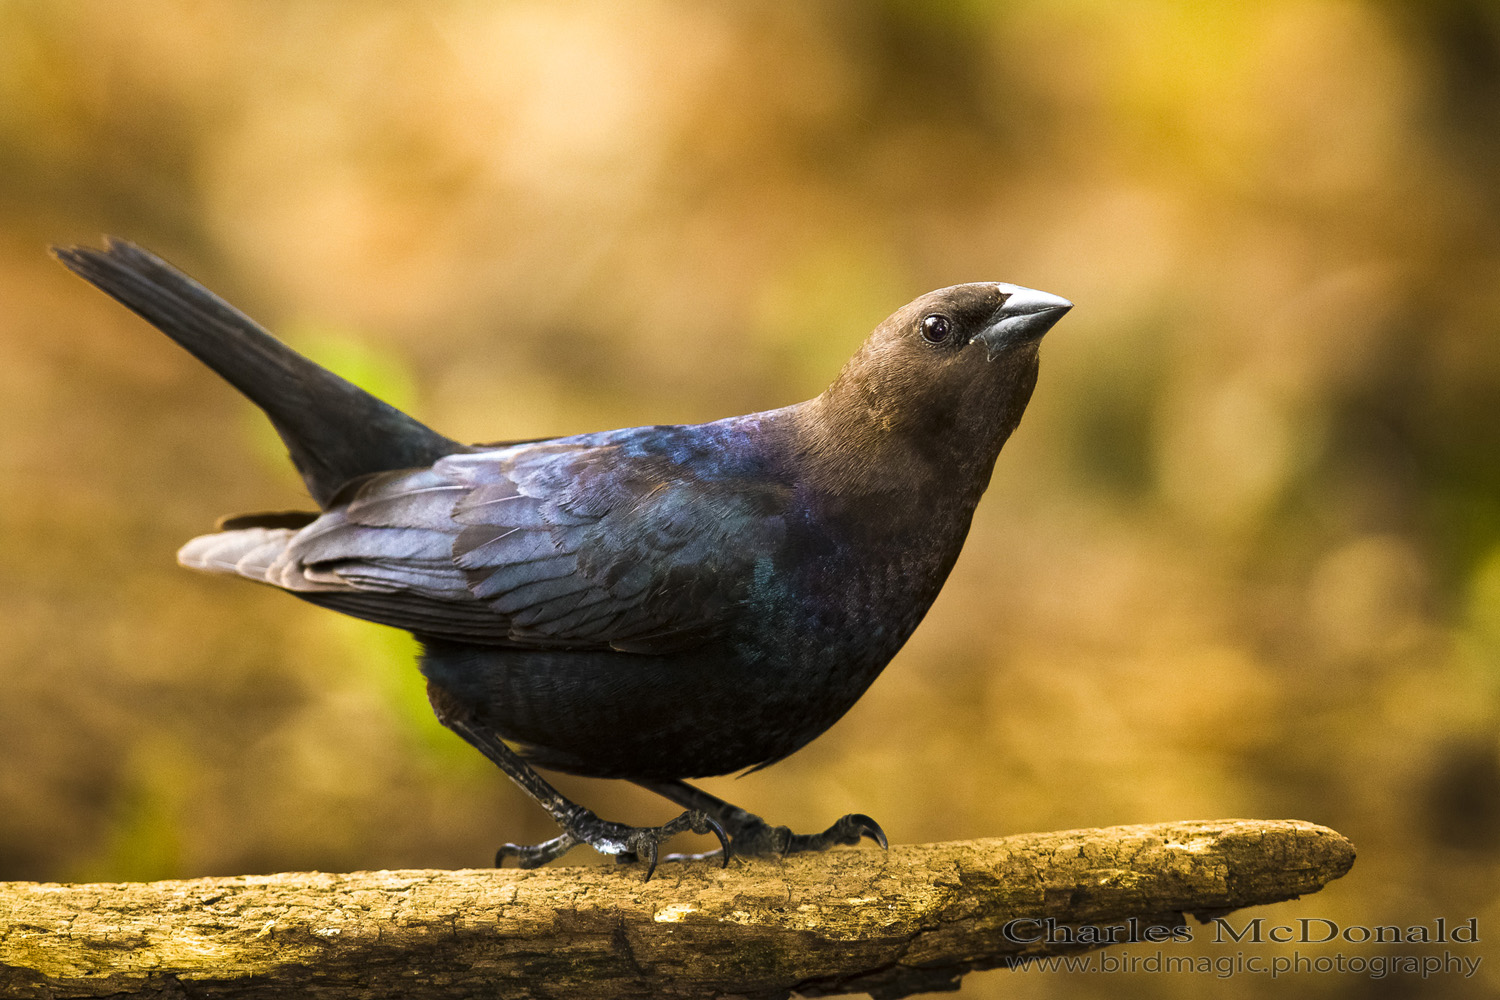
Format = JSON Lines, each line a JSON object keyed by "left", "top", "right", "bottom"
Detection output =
{"left": 972, "top": 283, "right": 1073, "bottom": 360}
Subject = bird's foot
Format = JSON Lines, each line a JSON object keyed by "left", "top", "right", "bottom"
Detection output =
{"left": 748, "top": 812, "right": 889, "bottom": 855}
{"left": 495, "top": 808, "right": 729, "bottom": 880}
{"left": 665, "top": 812, "right": 888, "bottom": 863}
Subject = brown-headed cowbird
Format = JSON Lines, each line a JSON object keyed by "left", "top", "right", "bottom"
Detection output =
{"left": 54, "top": 238, "right": 1070, "bottom": 876}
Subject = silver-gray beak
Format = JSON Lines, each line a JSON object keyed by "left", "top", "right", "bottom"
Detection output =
{"left": 973, "top": 282, "right": 1073, "bottom": 360}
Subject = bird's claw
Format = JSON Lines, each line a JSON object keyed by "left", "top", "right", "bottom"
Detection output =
{"left": 497, "top": 809, "right": 730, "bottom": 880}
{"left": 662, "top": 811, "right": 889, "bottom": 862}
{"left": 820, "top": 812, "right": 888, "bottom": 850}
{"left": 764, "top": 812, "right": 887, "bottom": 854}
{"left": 617, "top": 810, "right": 732, "bottom": 879}
{"left": 495, "top": 831, "right": 581, "bottom": 869}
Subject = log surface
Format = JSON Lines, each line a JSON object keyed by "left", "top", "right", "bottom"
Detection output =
{"left": 0, "top": 818, "right": 1355, "bottom": 999}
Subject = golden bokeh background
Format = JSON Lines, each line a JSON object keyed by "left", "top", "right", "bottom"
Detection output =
{"left": 2, "top": 2, "right": 1499, "bottom": 996}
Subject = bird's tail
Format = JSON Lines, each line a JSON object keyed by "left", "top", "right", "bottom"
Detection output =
{"left": 53, "top": 238, "right": 465, "bottom": 507}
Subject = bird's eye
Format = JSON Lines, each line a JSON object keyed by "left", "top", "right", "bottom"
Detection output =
{"left": 921, "top": 314, "right": 952, "bottom": 344}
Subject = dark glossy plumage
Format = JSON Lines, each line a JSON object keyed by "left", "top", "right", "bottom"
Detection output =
{"left": 55, "top": 237, "right": 1071, "bottom": 868}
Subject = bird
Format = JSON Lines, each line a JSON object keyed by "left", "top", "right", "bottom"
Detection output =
{"left": 54, "top": 237, "right": 1071, "bottom": 877}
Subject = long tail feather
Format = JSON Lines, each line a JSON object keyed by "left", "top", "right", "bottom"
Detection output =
{"left": 53, "top": 238, "right": 466, "bottom": 506}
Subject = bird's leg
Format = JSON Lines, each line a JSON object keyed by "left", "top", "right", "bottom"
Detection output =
{"left": 437, "top": 714, "right": 728, "bottom": 878}
{"left": 633, "top": 778, "right": 888, "bottom": 861}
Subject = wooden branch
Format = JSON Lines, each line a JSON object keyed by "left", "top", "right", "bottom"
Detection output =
{"left": 0, "top": 818, "right": 1353, "bottom": 1000}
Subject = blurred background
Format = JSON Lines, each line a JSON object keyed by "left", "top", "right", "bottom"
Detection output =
{"left": 2, "top": 1, "right": 1498, "bottom": 996}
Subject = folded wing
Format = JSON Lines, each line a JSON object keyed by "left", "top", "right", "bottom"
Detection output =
{"left": 179, "top": 434, "right": 790, "bottom": 655}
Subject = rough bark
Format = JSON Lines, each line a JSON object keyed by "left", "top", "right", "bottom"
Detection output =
{"left": 0, "top": 818, "right": 1353, "bottom": 1000}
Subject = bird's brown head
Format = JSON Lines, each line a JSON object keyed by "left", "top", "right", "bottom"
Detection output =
{"left": 817, "top": 282, "right": 1072, "bottom": 471}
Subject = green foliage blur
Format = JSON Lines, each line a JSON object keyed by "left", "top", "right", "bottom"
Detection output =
{"left": 2, "top": 2, "right": 1498, "bottom": 995}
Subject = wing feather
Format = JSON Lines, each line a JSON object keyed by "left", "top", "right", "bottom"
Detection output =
{"left": 181, "top": 423, "right": 790, "bottom": 653}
